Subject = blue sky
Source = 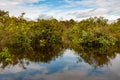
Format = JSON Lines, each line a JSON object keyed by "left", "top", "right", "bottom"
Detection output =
{"left": 0, "top": 0, "right": 120, "bottom": 21}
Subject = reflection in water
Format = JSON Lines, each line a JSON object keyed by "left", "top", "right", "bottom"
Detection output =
{"left": 0, "top": 44, "right": 120, "bottom": 80}
{"left": 71, "top": 44, "right": 120, "bottom": 67}
{"left": 0, "top": 44, "right": 65, "bottom": 70}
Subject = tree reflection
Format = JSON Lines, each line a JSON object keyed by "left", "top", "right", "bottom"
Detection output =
{"left": 0, "top": 43, "right": 120, "bottom": 69}
{"left": 0, "top": 44, "right": 64, "bottom": 69}
{"left": 72, "top": 44, "right": 120, "bottom": 67}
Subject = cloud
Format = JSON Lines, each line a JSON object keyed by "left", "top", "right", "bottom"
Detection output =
{"left": 63, "top": 0, "right": 120, "bottom": 20}
{"left": 38, "top": 14, "right": 53, "bottom": 19}
{"left": 0, "top": 0, "right": 120, "bottom": 21}
{"left": 0, "top": 0, "right": 48, "bottom": 19}
{"left": 74, "top": 8, "right": 116, "bottom": 18}
{"left": 0, "top": 0, "right": 45, "bottom": 6}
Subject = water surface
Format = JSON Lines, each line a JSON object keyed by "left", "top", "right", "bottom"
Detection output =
{"left": 0, "top": 47, "right": 120, "bottom": 80}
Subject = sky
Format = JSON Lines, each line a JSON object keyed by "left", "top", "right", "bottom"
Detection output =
{"left": 0, "top": 0, "right": 120, "bottom": 21}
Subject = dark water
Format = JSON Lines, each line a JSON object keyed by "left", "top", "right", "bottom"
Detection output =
{"left": 0, "top": 45, "right": 120, "bottom": 80}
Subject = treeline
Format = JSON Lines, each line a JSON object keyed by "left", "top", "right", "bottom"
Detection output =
{"left": 69, "top": 17, "right": 120, "bottom": 47}
{"left": 0, "top": 10, "right": 120, "bottom": 50}
{"left": 0, "top": 10, "right": 64, "bottom": 50}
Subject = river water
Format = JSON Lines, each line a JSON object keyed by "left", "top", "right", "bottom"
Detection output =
{"left": 0, "top": 47, "right": 120, "bottom": 80}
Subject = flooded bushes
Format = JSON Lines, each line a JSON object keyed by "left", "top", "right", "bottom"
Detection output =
{"left": 0, "top": 10, "right": 63, "bottom": 50}
{"left": 70, "top": 17, "right": 118, "bottom": 47}
{"left": 0, "top": 10, "right": 120, "bottom": 50}
{"left": 30, "top": 19, "right": 63, "bottom": 49}
{"left": 79, "top": 30, "right": 117, "bottom": 47}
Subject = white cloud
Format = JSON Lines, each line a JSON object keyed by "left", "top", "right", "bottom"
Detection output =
{"left": 62, "top": 0, "right": 120, "bottom": 21}
{"left": 0, "top": 0, "right": 48, "bottom": 19}
{"left": 0, "top": 0, "right": 120, "bottom": 21}
{"left": 0, "top": 0, "right": 44, "bottom": 6}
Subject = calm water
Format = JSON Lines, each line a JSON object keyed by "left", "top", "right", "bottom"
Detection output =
{"left": 0, "top": 46, "right": 120, "bottom": 80}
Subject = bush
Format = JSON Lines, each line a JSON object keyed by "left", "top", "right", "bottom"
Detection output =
{"left": 0, "top": 47, "right": 11, "bottom": 62}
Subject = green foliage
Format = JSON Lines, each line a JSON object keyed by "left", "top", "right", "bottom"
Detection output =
{"left": 110, "top": 18, "right": 120, "bottom": 41}
{"left": 0, "top": 10, "right": 120, "bottom": 50}
{"left": 69, "top": 17, "right": 118, "bottom": 47}
{"left": 39, "top": 39, "right": 45, "bottom": 46}
{"left": 31, "top": 19, "right": 63, "bottom": 49}
{"left": 0, "top": 47, "right": 11, "bottom": 62}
